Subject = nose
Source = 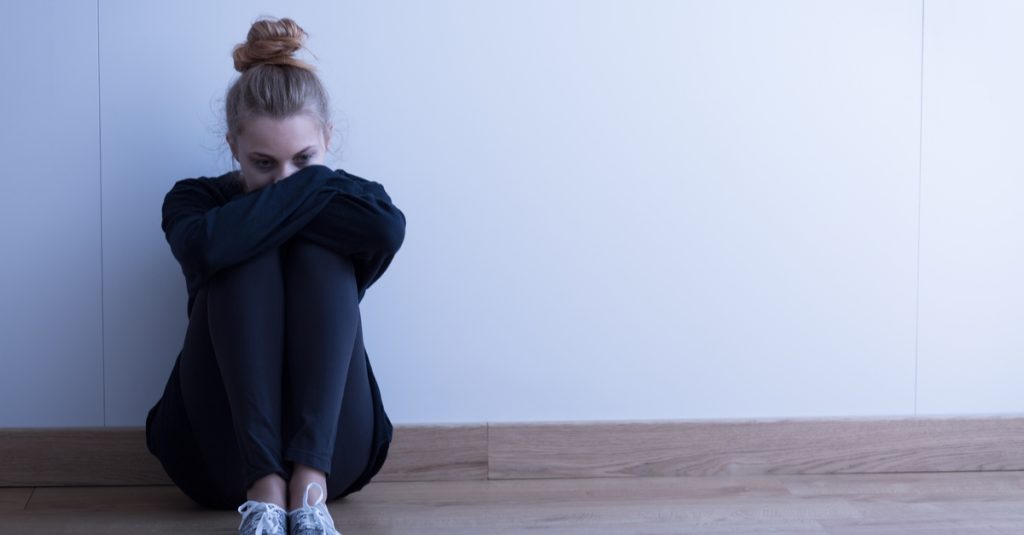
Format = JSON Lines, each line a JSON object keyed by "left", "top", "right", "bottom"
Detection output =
{"left": 273, "top": 163, "right": 300, "bottom": 183}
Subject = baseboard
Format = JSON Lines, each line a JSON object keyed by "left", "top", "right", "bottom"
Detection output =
{"left": 2, "top": 416, "right": 1023, "bottom": 487}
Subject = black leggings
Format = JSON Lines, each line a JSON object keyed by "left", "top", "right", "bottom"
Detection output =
{"left": 149, "top": 239, "right": 374, "bottom": 510}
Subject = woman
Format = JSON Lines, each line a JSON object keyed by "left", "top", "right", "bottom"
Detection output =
{"left": 144, "top": 16, "right": 406, "bottom": 535}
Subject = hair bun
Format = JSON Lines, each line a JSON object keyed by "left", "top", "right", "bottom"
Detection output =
{"left": 232, "top": 16, "right": 315, "bottom": 72}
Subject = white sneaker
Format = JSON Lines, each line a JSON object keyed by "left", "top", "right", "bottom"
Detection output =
{"left": 237, "top": 499, "right": 287, "bottom": 535}
{"left": 287, "top": 482, "right": 342, "bottom": 535}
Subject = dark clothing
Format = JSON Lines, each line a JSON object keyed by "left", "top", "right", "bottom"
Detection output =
{"left": 160, "top": 165, "right": 406, "bottom": 317}
{"left": 145, "top": 165, "right": 405, "bottom": 510}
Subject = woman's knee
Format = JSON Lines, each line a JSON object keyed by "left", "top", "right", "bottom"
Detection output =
{"left": 283, "top": 239, "right": 356, "bottom": 279}
{"left": 205, "top": 248, "right": 287, "bottom": 334}
{"left": 207, "top": 247, "right": 283, "bottom": 291}
{"left": 205, "top": 248, "right": 285, "bottom": 316}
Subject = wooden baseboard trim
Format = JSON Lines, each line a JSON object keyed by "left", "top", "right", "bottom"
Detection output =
{"left": 2, "top": 416, "right": 1023, "bottom": 487}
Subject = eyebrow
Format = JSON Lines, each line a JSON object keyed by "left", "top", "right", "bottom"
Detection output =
{"left": 248, "top": 146, "right": 317, "bottom": 159}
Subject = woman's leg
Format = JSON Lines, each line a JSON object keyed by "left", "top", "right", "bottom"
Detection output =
{"left": 280, "top": 239, "right": 374, "bottom": 507}
{"left": 178, "top": 246, "right": 290, "bottom": 506}
{"left": 324, "top": 318, "right": 375, "bottom": 500}
{"left": 148, "top": 286, "right": 246, "bottom": 510}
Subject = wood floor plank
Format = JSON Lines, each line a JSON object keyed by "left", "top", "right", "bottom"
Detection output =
{"left": 779, "top": 471, "right": 1024, "bottom": 500}
{"left": 0, "top": 510, "right": 238, "bottom": 535}
{"left": 4, "top": 472, "right": 1024, "bottom": 534}
{"left": 782, "top": 472, "right": 1024, "bottom": 535}
{"left": 326, "top": 477, "right": 841, "bottom": 532}
{"left": 339, "top": 475, "right": 795, "bottom": 505}
{"left": 24, "top": 485, "right": 201, "bottom": 512}
{"left": 10, "top": 486, "right": 233, "bottom": 534}
{"left": 821, "top": 521, "right": 1024, "bottom": 534}
{"left": 0, "top": 487, "right": 32, "bottom": 511}
{"left": 820, "top": 515, "right": 1024, "bottom": 535}
{"left": 489, "top": 418, "right": 1024, "bottom": 479}
{"left": 0, "top": 510, "right": 831, "bottom": 535}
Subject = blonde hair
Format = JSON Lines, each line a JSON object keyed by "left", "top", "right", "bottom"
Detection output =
{"left": 225, "top": 16, "right": 331, "bottom": 141}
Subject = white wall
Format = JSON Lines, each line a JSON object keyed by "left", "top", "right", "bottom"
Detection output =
{"left": 1, "top": 0, "right": 1020, "bottom": 428}
{"left": 917, "top": 1, "right": 1024, "bottom": 414}
{"left": 0, "top": 1, "right": 104, "bottom": 427}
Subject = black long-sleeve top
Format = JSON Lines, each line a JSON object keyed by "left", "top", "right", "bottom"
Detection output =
{"left": 161, "top": 164, "right": 406, "bottom": 318}
{"left": 153, "top": 164, "right": 404, "bottom": 496}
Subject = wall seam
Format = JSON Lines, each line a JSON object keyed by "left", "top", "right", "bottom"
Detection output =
{"left": 913, "top": 0, "right": 926, "bottom": 417}
{"left": 96, "top": 0, "right": 107, "bottom": 427}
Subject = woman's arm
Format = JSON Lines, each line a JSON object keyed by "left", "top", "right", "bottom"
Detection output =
{"left": 161, "top": 164, "right": 356, "bottom": 282}
{"left": 293, "top": 171, "right": 406, "bottom": 257}
{"left": 293, "top": 171, "right": 407, "bottom": 299}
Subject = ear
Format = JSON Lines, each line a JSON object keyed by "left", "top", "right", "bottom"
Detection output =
{"left": 324, "top": 122, "right": 333, "bottom": 150}
{"left": 226, "top": 133, "right": 237, "bottom": 160}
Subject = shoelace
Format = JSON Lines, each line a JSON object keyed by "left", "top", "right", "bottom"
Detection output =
{"left": 237, "top": 500, "right": 286, "bottom": 535}
{"left": 289, "top": 482, "right": 341, "bottom": 534}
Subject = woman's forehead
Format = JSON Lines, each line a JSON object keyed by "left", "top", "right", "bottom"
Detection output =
{"left": 240, "top": 113, "right": 324, "bottom": 152}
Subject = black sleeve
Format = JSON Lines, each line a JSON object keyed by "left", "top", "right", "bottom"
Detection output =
{"left": 161, "top": 165, "right": 359, "bottom": 283}
{"left": 292, "top": 171, "right": 407, "bottom": 299}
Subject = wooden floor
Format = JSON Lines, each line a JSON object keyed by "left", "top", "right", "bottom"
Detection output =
{"left": 2, "top": 471, "right": 1024, "bottom": 534}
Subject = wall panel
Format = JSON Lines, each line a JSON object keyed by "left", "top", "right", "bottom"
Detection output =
{"left": 0, "top": 1, "right": 104, "bottom": 427}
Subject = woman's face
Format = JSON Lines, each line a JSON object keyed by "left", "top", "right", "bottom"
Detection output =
{"left": 227, "top": 112, "right": 331, "bottom": 192}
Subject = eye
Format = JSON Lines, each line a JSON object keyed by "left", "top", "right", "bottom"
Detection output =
{"left": 254, "top": 159, "right": 274, "bottom": 169}
{"left": 296, "top": 153, "right": 313, "bottom": 163}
